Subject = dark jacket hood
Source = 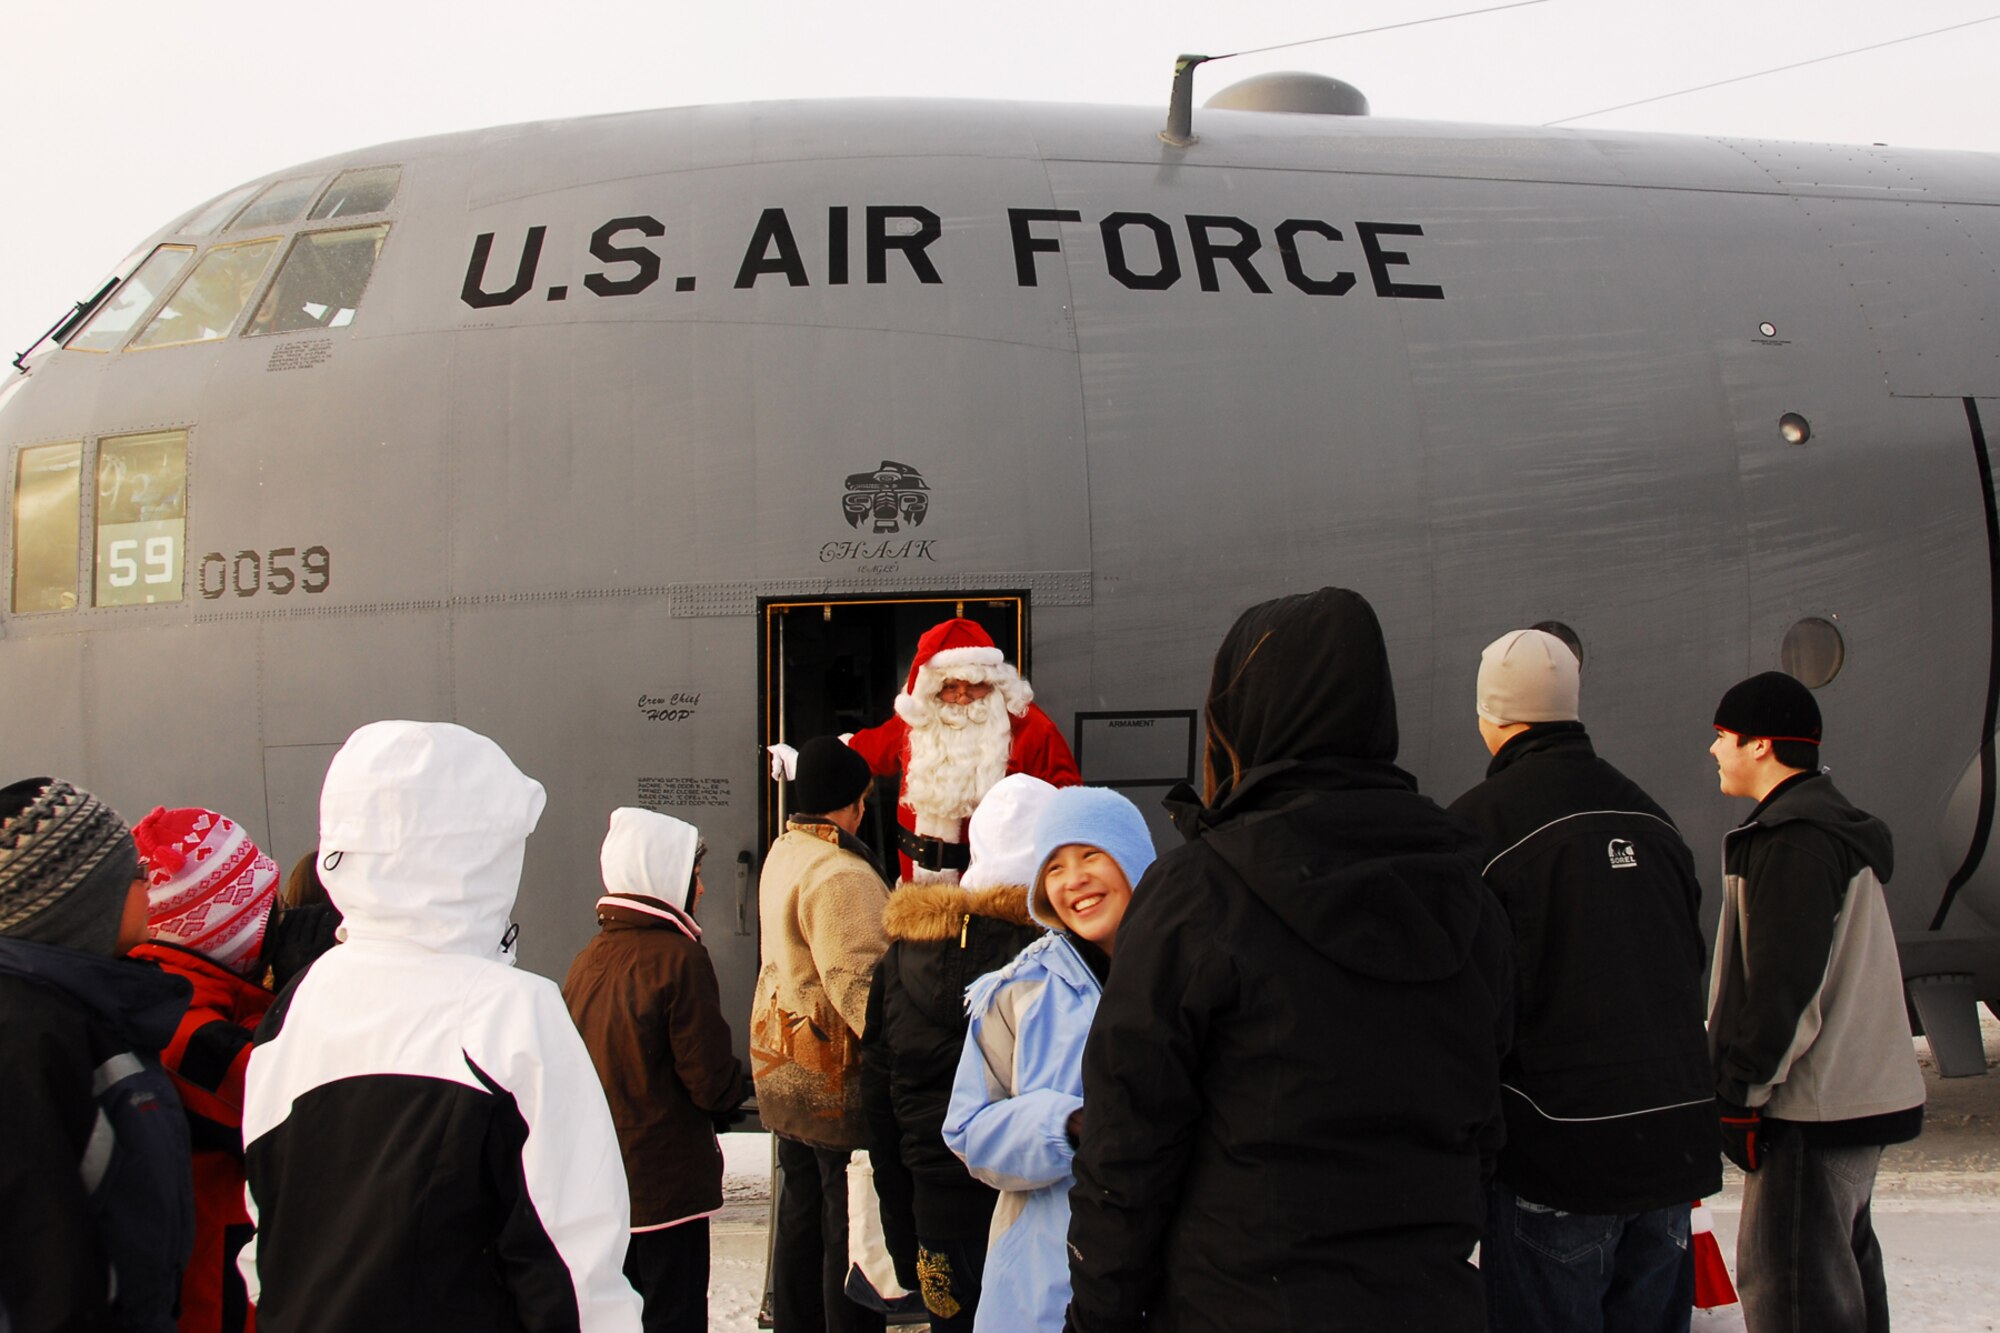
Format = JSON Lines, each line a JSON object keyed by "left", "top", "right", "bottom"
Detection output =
{"left": 1174, "top": 588, "right": 1487, "bottom": 983}
{"left": 1184, "top": 760, "right": 1490, "bottom": 983}
{"left": 0, "top": 936, "right": 191, "bottom": 1050}
{"left": 1744, "top": 772, "right": 1895, "bottom": 882}
{"left": 1204, "top": 587, "right": 1398, "bottom": 805}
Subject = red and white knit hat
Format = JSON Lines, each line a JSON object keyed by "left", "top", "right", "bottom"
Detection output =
{"left": 893, "top": 618, "right": 1032, "bottom": 723}
{"left": 133, "top": 806, "right": 279, "bottom": 976}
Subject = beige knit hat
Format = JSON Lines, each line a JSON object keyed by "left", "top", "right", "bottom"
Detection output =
{"left": 1476, "top": 629, "right": 1580, "bottom": 725}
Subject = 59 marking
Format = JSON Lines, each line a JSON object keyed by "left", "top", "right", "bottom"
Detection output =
{"left": 198, "top": 546, "right": 331, "bottom": 600}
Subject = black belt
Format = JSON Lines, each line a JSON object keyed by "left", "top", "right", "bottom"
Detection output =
{"left": 896, "top": 825, "right": 971, "bottom": 873}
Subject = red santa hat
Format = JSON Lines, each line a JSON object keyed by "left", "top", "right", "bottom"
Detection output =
{"left": 133, "top": 806, "right": 279, "bottom": 977}
{"left": 894, "top": 618, "right": 1033, "bottom": 724}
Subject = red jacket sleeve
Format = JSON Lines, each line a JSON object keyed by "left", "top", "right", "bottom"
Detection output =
{"left": 1015, "top": 705, "right": 1082, "bottom": 787}
{"left": 845, "top": 717, "right": 908, "bottom": 777}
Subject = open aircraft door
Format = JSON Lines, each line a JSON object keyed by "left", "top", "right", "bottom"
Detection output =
{"left": 758, "top": 592, "right": 1028, "bottom": 881}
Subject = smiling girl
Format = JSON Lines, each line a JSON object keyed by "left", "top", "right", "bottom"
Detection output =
{"left": 941, "top": 786, "right": 1157, "bottom": 1332}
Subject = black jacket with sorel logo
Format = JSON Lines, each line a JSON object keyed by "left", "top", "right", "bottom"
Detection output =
{"left": 1449, "top": 722, "right": 1722, "bottom": 1214}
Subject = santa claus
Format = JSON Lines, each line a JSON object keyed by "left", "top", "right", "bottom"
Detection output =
{"left": 775, "top": 618, "right": 1079, "bottom": 882}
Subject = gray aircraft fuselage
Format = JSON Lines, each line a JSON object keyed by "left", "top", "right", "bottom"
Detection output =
{"left": 5, "top": 96, "right": 1999, "bottom": 1044}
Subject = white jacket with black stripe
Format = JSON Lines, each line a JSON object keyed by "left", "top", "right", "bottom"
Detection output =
{"left": 239, "top": 723, "right": 642, "bottom": 1332}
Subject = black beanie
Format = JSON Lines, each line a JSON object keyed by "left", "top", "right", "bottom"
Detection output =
{"left": 792, "top": 737, "right": 874, "bottom": 816}
{"left": 1714, "top": 671, "right": 1822, "bottom": 744}
{"left": 0, "top": 777, "right": 140, "bottom": 956}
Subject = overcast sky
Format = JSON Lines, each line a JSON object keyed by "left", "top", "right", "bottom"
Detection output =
{"left": 4, "top": 0, "right": 1996, "bottom": 354}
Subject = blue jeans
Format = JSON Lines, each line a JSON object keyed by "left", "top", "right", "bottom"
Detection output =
{"left": 1737, "top": 1134, "right": 1887, "bottom": 1333}
{"left": 1483, "top": 1182, "right": 1693, "bottom": 1333}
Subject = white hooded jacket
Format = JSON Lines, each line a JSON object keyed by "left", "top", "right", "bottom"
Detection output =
{"left": 240, "top": 721, "right": 642, "bottom": 1332}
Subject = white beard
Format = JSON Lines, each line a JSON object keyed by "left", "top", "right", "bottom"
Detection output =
{"left": 903, "top": 698, "right": 1014, "bottom": 840}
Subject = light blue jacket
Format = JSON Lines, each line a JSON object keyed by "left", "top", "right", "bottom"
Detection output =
{"left": 943, "top": 928, "right": 1102, "bottom": 1333}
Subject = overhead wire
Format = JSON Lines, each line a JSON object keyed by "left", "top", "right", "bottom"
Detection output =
{"left": 1210, "top": 0, "right": 1550, "bottom": 62}
{"left": 1546, "top": 13, "right": 2000, "bottom": 125}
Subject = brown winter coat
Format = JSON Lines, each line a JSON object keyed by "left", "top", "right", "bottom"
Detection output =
{"left": 751, "top": 819, "right": 892, "bottom": 1149}
{"left": 564, "top": 895, "right": 748, "bottom": 1228}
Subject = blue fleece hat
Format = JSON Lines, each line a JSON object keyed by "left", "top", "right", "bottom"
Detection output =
{"left": 1028, "top": 786, "right": 1157, "bottom": 929}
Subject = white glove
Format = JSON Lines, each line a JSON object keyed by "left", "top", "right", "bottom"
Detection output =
{"left": 768, "top": 743, "right": 798, "bottom": 781}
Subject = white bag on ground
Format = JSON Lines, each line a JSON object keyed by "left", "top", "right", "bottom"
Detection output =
{"left": 845, "top": 1150, "right": 921, "bottom": 1312}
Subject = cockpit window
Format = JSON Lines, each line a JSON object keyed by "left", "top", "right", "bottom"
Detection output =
{"left": 179, "top": 183, "right": 260, "bottom": 236}
{"left": 246, "top": 225, "right": 390, "bottom": 336}
{"left": 94, "top": 430, "right": 187, "bottom": 608}
{"left": 310, "top": 167, "right": 401, "bottom": 220}
{"left": 11, "top": 442, "right": 82, "bottom": 613}
{"left": 130, "top": 239, "right": 281, "bottom": 349}
{"left": 229, "top": 177, "right": 320, "bottom": 232}
{"left": 65, "top": 246, "right": 195, "bottom": 351}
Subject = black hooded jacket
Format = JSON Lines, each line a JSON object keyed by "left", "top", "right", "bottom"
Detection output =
{"left": 862, "top": 883, "right": 1044, "bottom": 1242}
{"left": 1448, "top": 722, "right": 1721, "bottom": 1213}
{"left": 0, "top": 938, "right": 194, "bottom": 1333}
{"left": 1065, "top": 589, "right": 1512, "bottom": 1333}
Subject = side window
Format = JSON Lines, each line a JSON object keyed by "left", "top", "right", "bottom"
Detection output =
{"left": 310, "top": 167, "right": 401, "bottom": 220}
{"left": 94, "top": 431, "right": 187, "bottom": 607}
{"left": 130, "top": 240, "right": 281, "bottom": 349}
{"left": 65, "top": 246, "right": 195, "bottom": 351}
{"left": 229, "top": 177, "right": 321, "bottom": 232}
{"left": 246, "top": 225, "right": 391, "bottom": 335}
{"left": 11, "top": 442, "right": 83, "bottom": 613}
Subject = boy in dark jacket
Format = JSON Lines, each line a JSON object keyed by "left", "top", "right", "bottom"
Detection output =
{"left": 862, "top": 773, "right": 1051, "bottom": 1330}
{"left": 1707, "top": 673, "right": 1923, "bottom": 1333}
{"left": 128, "top": 805, "right": 280, "bottom": 1333}
{"left": 1065, "top": 588, "right": 1513, "bottom": 1333}
{"left": 565, "top": 807, "right": 749, "bottom": 1333}
{"left": 0, "top": 777, "right": 194, "bottom": 1333}
{"left": 1448, "top": 630, "right": 1720, "bottom": 1333}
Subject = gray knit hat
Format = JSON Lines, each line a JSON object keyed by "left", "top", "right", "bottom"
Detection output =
{"left": 0, "top": 777, "right": 139, "bottom": 956}
{"left": 1476, "top": 629, "right": 1581, "bottom": 726}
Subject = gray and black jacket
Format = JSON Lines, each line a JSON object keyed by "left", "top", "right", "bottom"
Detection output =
{"left": 1709, "top": 771, "right": 1924, "bottom": 1144}
{"left": 1449, "top": 722, "right": 1721, "bottom": 1214}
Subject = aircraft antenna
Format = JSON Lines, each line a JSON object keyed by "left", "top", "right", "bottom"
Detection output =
{"left": 1546, "top": 13, "right": 2000, "bottom": 126}
{"left": 1162, "top": 0, "right": 1550, "bottom": 146}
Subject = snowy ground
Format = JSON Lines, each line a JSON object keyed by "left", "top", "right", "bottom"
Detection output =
{"left": 713, "top": 1016, "right": 2000, "bottom": 1331}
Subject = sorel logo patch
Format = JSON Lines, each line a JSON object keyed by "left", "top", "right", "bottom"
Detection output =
{"left": 1608, "top": 839, "right": 1638, "bottom": 870}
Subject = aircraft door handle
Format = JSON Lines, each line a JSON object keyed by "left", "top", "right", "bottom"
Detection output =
{"left": 736, "top": 850, "right": 754, "bottom": 936}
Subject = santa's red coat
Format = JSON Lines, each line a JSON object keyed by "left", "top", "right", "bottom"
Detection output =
{"left": 847, "top": 703, "right": 1080, "bottom": 879}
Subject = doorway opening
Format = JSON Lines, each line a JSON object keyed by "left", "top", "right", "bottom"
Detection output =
{"left": 759, "top": 592, "right": 1028, "bottom": 867}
